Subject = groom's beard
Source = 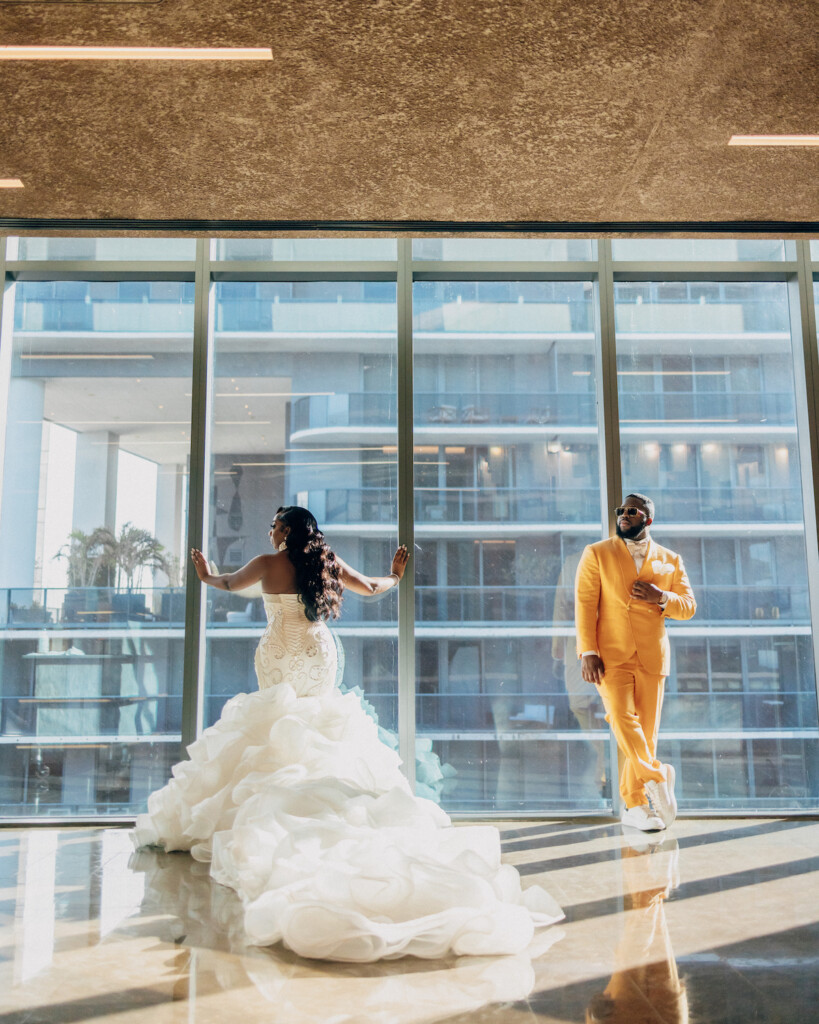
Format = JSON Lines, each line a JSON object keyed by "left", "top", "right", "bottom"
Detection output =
{"left": 616, "top": 521, "right": 646, "bottom": 541}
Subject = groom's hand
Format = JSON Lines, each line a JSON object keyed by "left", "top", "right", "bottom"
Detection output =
{"left": 631, "top": 580, "right": 664, "bottom": 604}
{"left": 581, "top": 654, "right": 605, "bottom": 685}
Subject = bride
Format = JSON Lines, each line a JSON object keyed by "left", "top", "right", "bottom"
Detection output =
{"left": 134, "top": 505, "right": 564, "bottom": 962}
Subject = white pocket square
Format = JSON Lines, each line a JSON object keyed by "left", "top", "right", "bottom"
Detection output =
{"left": 651, "top": 560, "right": 675, "bottom": 575}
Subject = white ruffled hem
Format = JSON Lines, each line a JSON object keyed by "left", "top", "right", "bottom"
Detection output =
{"left": 133, "top": 683, "right": 564, "bottom": 961}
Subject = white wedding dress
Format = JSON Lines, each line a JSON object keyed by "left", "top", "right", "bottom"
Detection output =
{"left": 133, "top": 592, "right": 564, "bottom": 962}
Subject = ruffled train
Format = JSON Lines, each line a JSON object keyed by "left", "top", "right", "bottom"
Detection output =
{"left": 134, "top": 681, "right": 564, "bottom": 961}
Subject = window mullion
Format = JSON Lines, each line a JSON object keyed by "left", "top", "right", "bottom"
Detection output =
{"left": 181, "top": 239, "right": 214, "bottom": 749}
{"left": 396, "top": 237, "right": 416, "bottom": 791}
{"left": 787, "top": 240, "right": 819, "bottom": 708}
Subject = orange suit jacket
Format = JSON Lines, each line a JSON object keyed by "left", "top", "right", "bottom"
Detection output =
{"left": 575, "top": 536, "right": 696, "bottom": 677}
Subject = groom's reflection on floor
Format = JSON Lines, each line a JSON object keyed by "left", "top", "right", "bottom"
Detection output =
{"left": 586, "top": 836, "right": 688, "bottom": 1024}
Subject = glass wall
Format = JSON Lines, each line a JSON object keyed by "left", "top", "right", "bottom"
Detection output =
{"left": 0, "top": 275, "right": 194, "bottom": 815}
{"left": 0, "top": 236, "right": 817, "bottom": 819}
{"left": 412, "top": 278, "right": 604, "bottom": 812}
{"left": 205, "top": 277, "right": 400, "bottom": 748}
{"left": 615, "top": 276, "right": 817, "bottom": 809}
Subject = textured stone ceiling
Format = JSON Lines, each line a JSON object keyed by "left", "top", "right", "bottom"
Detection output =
{"left": 0, "top": 0, "right": 817, "bottom": 229}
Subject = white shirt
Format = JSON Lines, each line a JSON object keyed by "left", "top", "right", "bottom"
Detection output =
{"left": 624, "top": 537, "right": 650, "bottom": 572}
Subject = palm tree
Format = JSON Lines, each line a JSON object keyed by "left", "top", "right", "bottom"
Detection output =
{"left": 113, "top": 523, "right": 170, "bottom": 590}
{"left": 55, "top": 527, "right": 116, "bottom": 588}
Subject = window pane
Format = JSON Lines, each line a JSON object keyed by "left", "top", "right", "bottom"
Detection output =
{"left": 413, "top": 280, "right": 604, "bottom": 812}
{"left": 214, "top": 239, "right": 396, "bottom": 261}
{"left": 612, "top": 239, "right": 794, "bottom": 262}
{"left": 206, "top": 281, "right": 400, "bottom": 769}
{"left": 412, "top": 239, "right": 595, "bottom": 261}
{"left": 0, "top": 280, "right": 194, "bottom": 816}
{"left": 10, "top": 237, "right": 196, "bottom": 261}
{"left": 616, "top": 279, "right": 819, "bottom": 810}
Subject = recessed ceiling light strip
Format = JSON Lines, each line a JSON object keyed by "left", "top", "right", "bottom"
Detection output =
{"left": 728, "top": 135, "right": 819, "bottom": 146}
{"left": 0, "top": 46, "right": 273, "bottom": 61}
{"left": 0, "top": 179, "right": 23, "bottom": 187}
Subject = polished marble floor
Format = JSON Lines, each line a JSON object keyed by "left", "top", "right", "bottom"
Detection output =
{"left": 1, "top": 818, "right": 817, "bottom": 1023}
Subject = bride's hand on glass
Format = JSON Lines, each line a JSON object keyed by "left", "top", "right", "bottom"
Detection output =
{"left": 391, "top": 545, "right": 409, "bottom": 580}
{"left": 190, "top": 548, "right": 210, "bottom": 581}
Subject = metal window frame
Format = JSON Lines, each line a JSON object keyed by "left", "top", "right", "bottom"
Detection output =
{"left": 787, "top": 241, "right": 819, "bottom": 712}
{"left": 0, "top": 238, "right": 14, "bottom": 510}
{"left": 180, "top": 239, "right": 214, "bottom": 748}
{"left": 396, "top": 239, "right": 416, "bottom": 787}
{"left": 0, "top": 235, "right": 818, "bottom": 821}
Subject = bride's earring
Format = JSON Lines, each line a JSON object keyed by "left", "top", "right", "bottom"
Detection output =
{"left": 278, "top": 539, "right": 288, "bottom": 552}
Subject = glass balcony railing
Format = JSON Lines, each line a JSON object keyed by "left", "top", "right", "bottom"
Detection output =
{"left": 413, "top": 488, "right": 600, "bottom": 524}
{"left": 307, "top": 485, "right": 803, "bottom": 526}
{"left": 292, "top": 390, "right": 794, "bottom": 432}
{"left": 619, "top": 391, "right": 795, "bottom": 425}
{"left": 414, "top": 584, "right": 809, "bottom": 625}
{"left": 15, "top": 300, "right": 194, "bottom": 334}
{"left": 1, "top": 588, "right": 187, "bottom": 628}
{"left": 292, "top": 391, "right": 597, "bottom": 431}
{"left": 3, "top": 582, "right": 808, "bottom": 631}
{"left": 416, "top": 689, "right": 818, "bottom": 732}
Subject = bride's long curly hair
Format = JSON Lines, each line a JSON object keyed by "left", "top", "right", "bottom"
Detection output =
{"left": 275, "top": 506, "right": 343, "bottom": 621}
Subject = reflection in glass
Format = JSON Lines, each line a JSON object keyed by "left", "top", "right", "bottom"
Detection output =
{"left": 616, "top": 280, "right": 819, "bottom": 809}
{"left": 413, "top": 280, "right": 604, "bottom": 812}
{"left": 0, "top": 280, "right": 192, "bottom": 815}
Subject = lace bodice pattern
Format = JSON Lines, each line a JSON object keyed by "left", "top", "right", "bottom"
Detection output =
{"left": 255, "top": 593, "right": 337, "bottom": 697}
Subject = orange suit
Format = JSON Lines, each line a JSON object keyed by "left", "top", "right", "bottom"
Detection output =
{"left": 575, "top": 536, "right": 695, "bottom": 807}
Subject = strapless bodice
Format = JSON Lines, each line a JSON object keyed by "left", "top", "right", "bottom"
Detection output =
{"left": 261, "top": 592, "right": 311, "bottom": 626}
{"left": 256, "top": 592, "right": 336, "bottom": 696}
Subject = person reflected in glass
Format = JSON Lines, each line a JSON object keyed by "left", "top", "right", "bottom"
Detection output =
{"left": 575, "top": 494, "right": 696, "bottom": 832}
{"left": 552, "top": 548, "right": 609, "bottom": 799}
{"left": 134, "top": 505, "right": 564, "bottom": 962}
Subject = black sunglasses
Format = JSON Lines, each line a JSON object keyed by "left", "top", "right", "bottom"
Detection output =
{"left": 614, "top": 506, "right": 648, "bottom": 518}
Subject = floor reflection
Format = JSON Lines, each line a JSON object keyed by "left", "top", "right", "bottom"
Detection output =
{"left": 2, "top": 821, "right": 819, "bottom": 1024}
{"left": 585, "top": 837, "right": 686, "bottom": 1024}
{"left": 129, "top": 847, "right": 564, "bottom": 1023}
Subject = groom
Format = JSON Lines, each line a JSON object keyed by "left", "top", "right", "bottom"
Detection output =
{"left": 574, "top": 493, "right": 696, "bottom": 831}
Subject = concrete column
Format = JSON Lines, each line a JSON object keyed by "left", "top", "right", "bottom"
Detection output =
{"left": 154, "top": 463, "right": 185, "bottom": 587}
{"left": 72, "top": 432, "right": 118, "bottom": 534}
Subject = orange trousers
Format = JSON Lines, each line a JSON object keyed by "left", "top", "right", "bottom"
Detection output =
{"left": 598, "top": 655, "right": 666, "bottom": 808}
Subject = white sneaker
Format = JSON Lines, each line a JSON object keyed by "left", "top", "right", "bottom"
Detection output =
{"left": 620, "top": 804, "right": 665, "bottom": 831}
{"left": 645, "top": 763, "right": 677, "bottom": 827}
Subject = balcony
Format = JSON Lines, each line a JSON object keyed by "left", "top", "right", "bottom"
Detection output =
{"left": 2, "top": 581, "right": 808, "bottom": 633}
{"left": 414, "top": 584, "right": 809, "bottom": 626}
{"left": 619, "top": 390, "right": 794, "bottom": 425}
{"left": 1, "top": 587, "right": 187, "bottom": 629}
{"left": 15, "top": 300, "right": 194, "bottom": 334}
{"left": 292, "top": 390, "right": 794, "bottom": 435}
{"left": 414, "top": 488, "right": 600, "bottom": 525}
{"left": 416, "top": 689, "right": 819, "bottom": 733}
{"left": 308, "top": 485, "right": 803, "bottom": 526}
{"left": 292, "top": 391, "right": 597, "bottom": 433}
